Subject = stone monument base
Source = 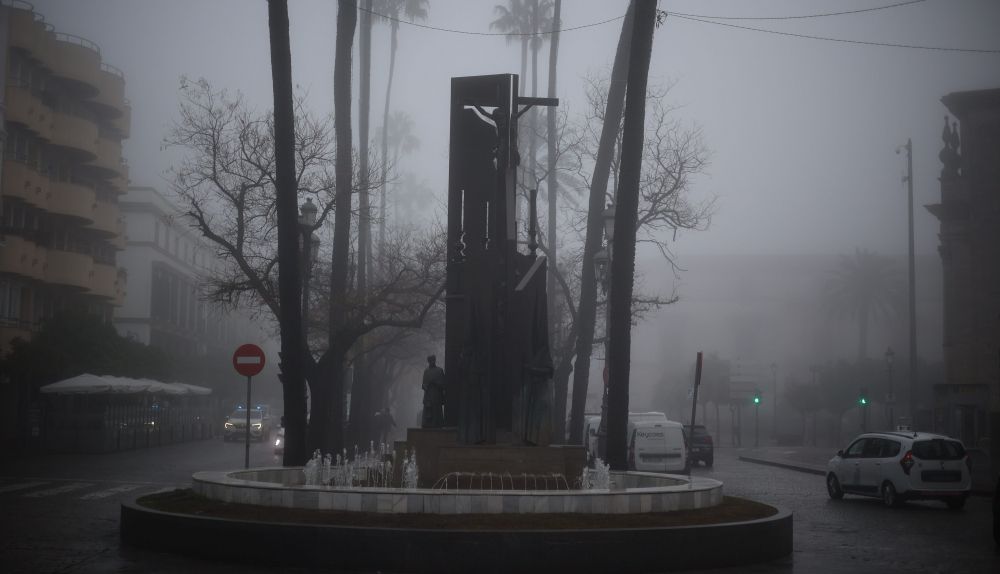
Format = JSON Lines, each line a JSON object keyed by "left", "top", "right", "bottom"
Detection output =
{"left": 398, "top": 427, "right": 587, "bottom": 489}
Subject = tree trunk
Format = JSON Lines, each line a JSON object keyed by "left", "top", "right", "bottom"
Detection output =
{"left": 266, "top": 0, "right": 307, "bottom": 465}
{"left": 568, "top": 1, "right": 634, "bottom": 445}
{"left": 519, "top": 37, "right": 528, "bottom": 96}
{"left": 318, "top": 0, "right": 357, "bottom": 454}
{"left": 349, "top": 0, "right": 373, "bottom": 449}
{"left": 605, "top": 0, "right": 656, "bottom": 471}
{"left": 379, "top": 22, "right": 399, "bottom": 260}
{"left": 545, "top": 0, "right": 561, "bottom": 348}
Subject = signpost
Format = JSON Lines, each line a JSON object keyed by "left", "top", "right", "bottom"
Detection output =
{"left": 233, "top": 344, "right": 266, "bottom": 469}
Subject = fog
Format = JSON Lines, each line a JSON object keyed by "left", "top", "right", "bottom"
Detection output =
{"left": 31, "top": 0, "right": 1000, "bottom": 419}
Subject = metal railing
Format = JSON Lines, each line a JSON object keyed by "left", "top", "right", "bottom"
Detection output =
{"left": 54, "top": 32, "right": 101, "bottom": 55}
{"left": 100, "top": 62, "right": 123, "bottom": 79}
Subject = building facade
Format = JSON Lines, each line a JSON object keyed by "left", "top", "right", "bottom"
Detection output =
{"left": 114, "top": 186, "right": 259, "bottom": 358}
{"left": 927, "top": 88, "right": 1000, "bottom": 451}
{"left": 0, "top": 1, "right": 130, "bottom": 355}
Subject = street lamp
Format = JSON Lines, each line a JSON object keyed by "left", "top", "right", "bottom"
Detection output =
{"left": 885, "top": 346, "right": 895, "bottom": 430}
{"left": 299, "top": 198, "right": 320, "bottom": 343}
{"left": 596, "top": 202, "right": 616, "bottom": 461}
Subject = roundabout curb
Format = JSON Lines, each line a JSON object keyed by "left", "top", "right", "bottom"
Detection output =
{"left": 120, "top": 495, "right": 792, "bottom": 573}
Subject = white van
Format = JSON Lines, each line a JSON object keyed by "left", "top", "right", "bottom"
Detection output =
{"left": 628, "top": 420, "right": 687, "bottom": 473}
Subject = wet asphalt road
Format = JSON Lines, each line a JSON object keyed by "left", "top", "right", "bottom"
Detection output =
{"left": 0, "top": 441, "right": 996, "bottom": 573}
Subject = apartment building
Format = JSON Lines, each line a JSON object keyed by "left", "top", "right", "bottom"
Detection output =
{"left": 115, "top": 186, "right": 259, "bottom": 358}
{"left": 0, "top": 1, "right": 130, "bottom": 354}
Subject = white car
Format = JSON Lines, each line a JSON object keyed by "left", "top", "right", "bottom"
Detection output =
{"left": 826, "top": 431, "right": 971, "bottom": 509}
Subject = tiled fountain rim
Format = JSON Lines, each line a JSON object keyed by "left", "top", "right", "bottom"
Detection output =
{"left": 192, "top": 467, "right": 724, "bottom": 514}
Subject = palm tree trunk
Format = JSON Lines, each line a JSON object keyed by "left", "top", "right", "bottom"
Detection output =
{"left": 379, "top": 22, "right": 399, "bottom": 261}
{"left": 546, "top": 0, "right": 563, "bottom": 436}
{"left": 318, "top": 0, "right": 357, "bottom": 454}
{"left": 267, "top": 0, "right": 307, "bottom": 465}
{"left": 605, "top": 0, "right": 656, "bottom": 471}
{"left": 568, "top": 1, "right": 634, "bottom": 444}
{"left": 519, "top": 37, "right": 528, "bottom": 96}
{"left": 349, "top": 0, "right": 373, "bottom": 449}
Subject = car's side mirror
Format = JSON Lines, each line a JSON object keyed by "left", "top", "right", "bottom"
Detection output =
{"left": 837, "top": 449, "right": 845, "bottom": 457}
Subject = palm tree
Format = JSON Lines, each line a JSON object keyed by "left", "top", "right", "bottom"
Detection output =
{"left": 569, "top": 1, "right": 634, "bottom": 445}
{"left": 374, "top": 0, "right": 428, "bottom": 257}
{"left": 319, "top": 0, "right": 358, "bottom": 454}
{"left": 605, "top": 0, "right": 657, "bottom": 471}
{"left": 266, "top": 0, "right": 307, "bottom": 464}
{"left": 826, "top": 248, "right": 902, "bottom": 362}
{"left": 490, "top": 0, "right": 532, "bottom": 96}
{"left": 376, "top": 110, "right": 419, "bottom": 227}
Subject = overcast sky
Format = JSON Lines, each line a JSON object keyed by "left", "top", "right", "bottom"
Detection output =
{"left": 32, "top": 0, "right": 1000, "bottom": 261}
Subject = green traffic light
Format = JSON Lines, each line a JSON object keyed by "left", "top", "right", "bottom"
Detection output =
{"left": 859, "top": 397, "right": 868, "bottom": 405}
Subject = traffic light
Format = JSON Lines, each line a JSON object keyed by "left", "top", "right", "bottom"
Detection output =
{"left": 858, "top": 388, "right": 868, "bottom": 406}
{"left": 752, "top": 390, "right": 761, "bottom": 405}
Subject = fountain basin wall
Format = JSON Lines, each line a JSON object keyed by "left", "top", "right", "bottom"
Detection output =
{"left": 192, "top": 467, "right": 723, "bottom": 514}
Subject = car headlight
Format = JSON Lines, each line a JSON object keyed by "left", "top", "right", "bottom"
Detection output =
{"left": 252, "top": 423, "right": 262, "bottom": 429}
{"left": 274, "top": 438, "right": 282, "bottom": 446}
{"left": 225, "top": 422, "right": 234, "bottom": 429}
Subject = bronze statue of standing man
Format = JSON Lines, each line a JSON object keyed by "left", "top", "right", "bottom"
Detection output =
{"left": 421, "top": 355, "right": 446, "bottom": 428}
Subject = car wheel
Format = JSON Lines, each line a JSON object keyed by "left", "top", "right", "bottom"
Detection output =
{"left": 945, "top": 496, "right": 966, "bottom": 511}
{"left": 881, "top": 481, "right": 901, "bottom": 508}
{"left": 827, "top": 473, "right": 844, "bottom": 500}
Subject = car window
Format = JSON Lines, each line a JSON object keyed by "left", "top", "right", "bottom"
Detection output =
{"left": 912, "top": 439, "right": 965, "bottom": 460}
{"left": 862, "top": 438, "right": 884, "bottom": 458}
{"left": 845, "top": 438, "right": 866, "bottom": 457}
{"left": 881, "top": 440, "right": 901, "bottom": 458}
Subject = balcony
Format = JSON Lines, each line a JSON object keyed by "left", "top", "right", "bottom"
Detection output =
{"left": 112, "top": 102, "right": 132, "bottom": 139}
{"left": 8, "top": 5, "right": 51, "bottom": 62}
{"left": 92, "top": 136, "right": 125, "bottom": 176}
{"left": 0, "top": 235, "right": 47, "bottom": 282}
{"left": 2, "top": 160, "right": 50, "bottom": 209}
{"left": 48, "top": 180, "right": 97, "bottom": 222}
{"left": 5, "top": 84, "right": 53, "bottom": 139}
{"left": 49, "top": 34, "right": 102, "bottom": 95}
{"left": 93, "top": 64, "right": 128, "bottom": 116}
{"left": 91, "top": 262, "right": 119, "bottom": 299}
{"left": 45, "top": 249, "right": 93, "bottom": 290}
{"left": 111, "top": 220, "right": 127, "bottom": 250}
{"left": 88, "top": 199, "right": 120, "bottom": 235}
{"left": 50, "top": 111, "right": 99, "bottom": 158}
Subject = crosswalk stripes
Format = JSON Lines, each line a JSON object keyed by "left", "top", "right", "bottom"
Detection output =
{"left": 22, "top": 482, "right": 95, "bottom": 498}
{"left": 79, "top": 483, "right": 145, "bottom": 500}
{"left": 0, "top": 481, "right": 50, "bottom": 493}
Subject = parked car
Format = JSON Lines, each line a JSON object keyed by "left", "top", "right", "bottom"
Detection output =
{"left": 826, "top": 431, "right": 971, "bottom": 509}
{"left": 682, "top": 424, "right": 715, "bottom": 467}
{"left": 273, "top": 427, "right": 285, "bottom": 455}
{"left": 223, "top": 409, "right": 269, "bottom": 442}
{"left": 627, "top": 420, "right": 687, "bottom": 473}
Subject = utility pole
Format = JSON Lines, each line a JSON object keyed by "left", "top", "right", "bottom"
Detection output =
{"left": 901, "top": 139, "right": 918, "bottom": 428}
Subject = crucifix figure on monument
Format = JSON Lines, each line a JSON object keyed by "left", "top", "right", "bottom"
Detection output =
{"left": 443, "top": 74, "right": 558, "bottom": 446}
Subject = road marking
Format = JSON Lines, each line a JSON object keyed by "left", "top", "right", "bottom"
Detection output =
{"left": 80, "top": 483, "right": 145, "bottom": 500}
{"left": 0, "top": 481, "right": 50, "bottom": 494}
{"left": 23, "top": 482, "right": 94, "bottom": 498}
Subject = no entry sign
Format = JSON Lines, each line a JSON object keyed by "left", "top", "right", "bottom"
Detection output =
{"left": 232, "top": 344, "right": 266, "bottom": 377}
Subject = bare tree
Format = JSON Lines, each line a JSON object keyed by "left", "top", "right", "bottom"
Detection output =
{"left": 166, "top": 75, "right": 442, "bottom": 455}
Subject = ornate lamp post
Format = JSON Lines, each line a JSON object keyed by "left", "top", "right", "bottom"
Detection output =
{"left": 595, "top": 202, "right": 615, "bottom": 461}
{"left": 885, "top": 346, "right": 895, "bottom": 430}
{"left": 298, "top": 199, "right": 319, "bottom": 346}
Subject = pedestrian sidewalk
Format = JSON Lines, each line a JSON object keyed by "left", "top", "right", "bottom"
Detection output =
{"left": 737, "top": 445, "right": 995, "bottom": 496}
